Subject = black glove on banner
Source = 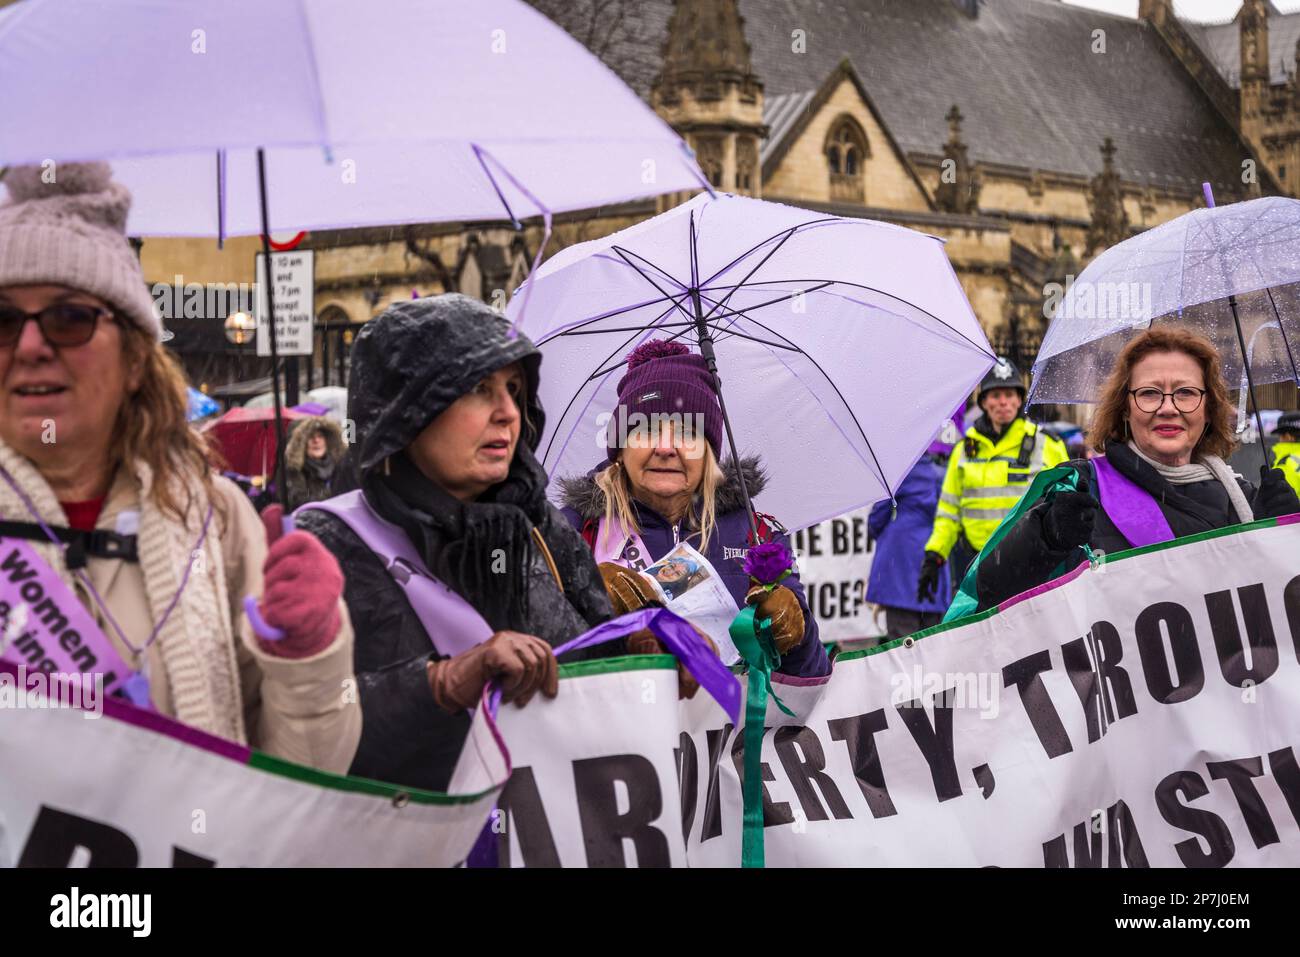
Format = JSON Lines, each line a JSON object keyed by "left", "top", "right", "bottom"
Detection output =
{"left": 1041, "top": 471, "right": 1098, "bottom": 552}
{"left": 916, "top": 550, "right": 944, "bottom": 604}
{"left": 1256, "top": 464, "right": 1300, "bottom": 519}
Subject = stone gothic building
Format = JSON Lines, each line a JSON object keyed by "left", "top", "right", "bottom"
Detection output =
{"left": 136, "top": 0, "right": 1296, "bottom": 404}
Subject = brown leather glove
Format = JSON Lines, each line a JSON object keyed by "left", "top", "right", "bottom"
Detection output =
{"left": 625, "top": 625, "right": 718, "bottom": 700}
{"left": 598, "top": 561, "right": 661, "bottom": 614}
{"left": 426, "top": 631, "right": 559, "bottom": 712}
{"left": 744, "top": 583, "right": 806, "bottom": 655}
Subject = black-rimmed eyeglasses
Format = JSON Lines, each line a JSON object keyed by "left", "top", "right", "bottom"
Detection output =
{"left": 1128, "top": 386, "right": 1206, "bottom": 414}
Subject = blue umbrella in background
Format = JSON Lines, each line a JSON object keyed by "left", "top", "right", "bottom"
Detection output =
{"left": 186, "top": 387, "right": 219, "bottom": 422}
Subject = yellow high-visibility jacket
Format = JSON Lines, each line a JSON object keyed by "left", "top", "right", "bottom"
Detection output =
{"left": 1273, "top": 441, "right": 1300, "bottom": 499}
{"left": 923, "top": 417, "right": 1069, "bottom": 559}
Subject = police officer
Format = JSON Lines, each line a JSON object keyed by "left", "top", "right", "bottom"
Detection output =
{"left": 916, "top": 356, "right": 1068, "bottom": 604}
{"left": 1272, "top": 411, "right": 1300, "bottom": 499}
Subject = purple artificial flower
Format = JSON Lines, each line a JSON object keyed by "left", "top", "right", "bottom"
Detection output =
{"left": 743, "top": 541, "right": 793, "bottom": 585}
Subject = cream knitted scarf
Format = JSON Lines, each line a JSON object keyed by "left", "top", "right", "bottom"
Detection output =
{"left": 1126, "top": 440, "right": 1254, "bottom": 525}
{"left": 0, "top": 439, "right": 244, "bottom": 742}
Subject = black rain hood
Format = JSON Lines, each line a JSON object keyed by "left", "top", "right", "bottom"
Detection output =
{"left": 346, "top": 293, "right": 545, "bottom": 478}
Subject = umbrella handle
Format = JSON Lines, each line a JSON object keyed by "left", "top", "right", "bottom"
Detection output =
{"left": 244, "top": 595, "right": 285, "bottom": 642}
{"left": 245, "top": 513, "right": 296, "bottom": 642}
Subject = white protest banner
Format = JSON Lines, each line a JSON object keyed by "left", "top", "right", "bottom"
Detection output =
{"left": 489, "top": 516, "right": 1300, "bottom": 866}
{"left": 790, "top": 507, "right": 877, "bottom": 642}
{"left": 255, "top": 250, "right": 314, "bottom": 357}
{"left": 0, "top": 659, "right": 507, "bottom": 867}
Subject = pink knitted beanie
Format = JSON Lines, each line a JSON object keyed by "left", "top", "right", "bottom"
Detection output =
{"left": 0, "top": 162, "right": 161, "bottom": 339}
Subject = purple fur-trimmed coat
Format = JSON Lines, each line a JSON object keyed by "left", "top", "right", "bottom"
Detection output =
{"left": 558, "top": 456, "right": 830, "bottom": 678}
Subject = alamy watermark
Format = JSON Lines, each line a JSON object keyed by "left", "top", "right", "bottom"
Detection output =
{"left": 0, "top": 664, "right": 103, "bottom": 719}
{"left": 890, "top": 665, "right": 1001, "bottom": 719}
{"left": 151, "top": 277, "right": 256, "bottom": 321}
{"left": 1042, "top": 275, "right": 1152, "bottom": 322}
{"left": 50, "top": 887, "right": 151, "bottom": 937}
{"left": 597, "top": 406, "right": 710, "bottom": 459}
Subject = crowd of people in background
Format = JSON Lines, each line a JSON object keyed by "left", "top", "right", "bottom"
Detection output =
{"left": 1, "top": 161, "right": 1298, "bottom": 836}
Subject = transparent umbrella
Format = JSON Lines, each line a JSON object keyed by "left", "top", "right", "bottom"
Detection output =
{"left": 1030, "top": 190, "right": 1300, "bottom": 441}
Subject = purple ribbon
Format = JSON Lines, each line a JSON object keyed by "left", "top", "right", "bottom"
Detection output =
{"left": 1092, "top": 455, "right": 1174, "bottom": 548}
{"left": 487, "top": 607, "right": 740, "bottom": 724}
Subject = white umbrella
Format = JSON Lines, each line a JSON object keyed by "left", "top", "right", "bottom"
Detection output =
{"left": 0, "top": 0, "right": 706, "bottom": 512}
{"left": 0, "top": 0, "right": 705, "bottom": 235}
{"left": 510, "top": 193, "right": 995, "bottom": 533}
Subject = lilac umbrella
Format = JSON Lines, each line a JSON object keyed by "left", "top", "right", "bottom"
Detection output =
{"left": 1030, "top": 190, "right": 1300, "bottom": 442}
{"left": 0, "top": 0, "right": 705, "bottom": 235}
{"left": 0, "top": 0, "right": 705, "bottom": 510}
{"left": 508, "top": 193, "right": 996, "bottom": 534}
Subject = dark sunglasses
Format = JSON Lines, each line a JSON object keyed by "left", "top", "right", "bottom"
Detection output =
{"left": 0, "top": 303, "right": 115, "bottom": 348}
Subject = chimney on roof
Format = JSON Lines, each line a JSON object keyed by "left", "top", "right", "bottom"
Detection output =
{"left": 950, "top": 0, "right": 979, "bottom": 17}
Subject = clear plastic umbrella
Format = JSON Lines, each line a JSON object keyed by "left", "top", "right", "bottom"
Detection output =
{"left": 509, "top": 193, "right": 995, "bottom": 534}
{"left": 1030, "top": 191, "right": 1300, "bottom": 438}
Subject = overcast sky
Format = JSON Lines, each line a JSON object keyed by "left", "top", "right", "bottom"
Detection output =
{"left": 1063, "top": 0, "right": 1300, "bottom": 20}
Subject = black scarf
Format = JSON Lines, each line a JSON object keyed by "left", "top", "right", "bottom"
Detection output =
{"left": 974, "top": 412, "right": 1017, "bottom": 444}
{"left": 364, "top": 447, "right": 552, "bottom": 632}
{"left": 1103, "top": 442, "right": 1232, "bottom": 533}
{"left": 303, "top": 453, "right": 336, "bottom": 484}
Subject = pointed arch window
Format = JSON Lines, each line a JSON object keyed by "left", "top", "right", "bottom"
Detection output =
{"left": 825, "top": 116, "right": 868, "bottom": 203}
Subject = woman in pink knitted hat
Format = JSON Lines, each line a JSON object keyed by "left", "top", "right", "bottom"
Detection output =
{"left": 0, "top": 163, "right": 359, "bottom": 770}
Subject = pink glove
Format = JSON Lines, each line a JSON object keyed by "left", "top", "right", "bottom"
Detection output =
{"left": 256, "top": 505, "right": 343, "bottom": 659}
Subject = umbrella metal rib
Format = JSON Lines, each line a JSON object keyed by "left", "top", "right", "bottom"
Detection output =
{"left": 255, "top": 148, "right": 290, "bottom": 511}
{"left": 695, "top": 226, "right": 802, "bottom": 327}
{"left": 695, "top": 216, "right": 843, "bottom": 294}
{"left": 688, "top": 283, "right": 835, "bottom": 333}
{"left": 560, "top": 321, "right": 697, "bottom": 336}
{"left": 689, "top": 214, "right": 761, "bottom": 541}
{"left": 541, "top": 288, "right": 695, "bottom": 337}
{"left": 711, "top": 278, "right": 995, "bottom": 356}
{"left": 560, "top": 246, "right": 991, "bottom": 362}
{"left": 608, "top": 245, "right": 697, "bottom": 326}
{"left": 690, "top": 285, "right": 894, "bottom": 501}
{"left": 1262, "top": 287, "right": 1300, "bottom": 383}
{"left": 1203, "top": 203, "right": 1269, "bottom": 444}
{"left": 534, "top": 202, "right": 996, "bottom": 514}
{"left": 560, "top": 320, "right": 798, "bottom": 353}
{"left": 538, "top": 297, "right": 686, "bottom": 465}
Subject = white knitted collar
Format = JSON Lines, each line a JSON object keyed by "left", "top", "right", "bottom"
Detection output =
{"left": 1126, "top": 440, "right": 1253, "bottom": 524}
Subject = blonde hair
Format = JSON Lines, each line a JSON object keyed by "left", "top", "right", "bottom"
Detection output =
{"left": 113, "top": 323, "right": 226, "bottom": 525}
{"left": 597, "top": 444, "right": 727, "bottom": 553}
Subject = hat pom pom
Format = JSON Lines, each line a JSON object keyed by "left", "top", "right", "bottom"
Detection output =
{"left": 3, "top": 162, "right": 113, "bottom": 202}
{"left": 626, "top": 339, "right": 691, "bottom": 369}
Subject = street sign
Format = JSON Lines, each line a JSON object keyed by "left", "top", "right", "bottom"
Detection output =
{"left": 254, "top": 250, "right": 314, "bottom": 357}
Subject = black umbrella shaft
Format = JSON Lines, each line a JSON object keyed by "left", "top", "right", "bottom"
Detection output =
{"left": 691, "top": 288, "right": 761, "bottom": 543}
{"left": 256, "top": 148, "right": 289, "bottom": 511}
{"left": 1226, "top": 293, "right": 1269, "bottom": 456}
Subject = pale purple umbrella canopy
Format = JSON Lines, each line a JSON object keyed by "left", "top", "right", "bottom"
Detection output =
{"left": 1031, "top": 196, "right": 1300, "bottom": 405}
{"left": 509, "top": 193, "right": 995, "bottom": 532}
{"left": 0, "top": 0, "right": 705, "bottom": 234}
